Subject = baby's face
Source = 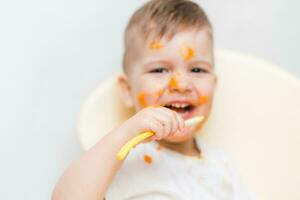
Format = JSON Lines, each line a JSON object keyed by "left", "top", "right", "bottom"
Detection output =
{"left": 120, "top": 30, "right": 217, "bottom": 143}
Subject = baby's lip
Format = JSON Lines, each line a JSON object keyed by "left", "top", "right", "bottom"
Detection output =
{"left": 161, "top": 99, "right": 198, "bottom": 107}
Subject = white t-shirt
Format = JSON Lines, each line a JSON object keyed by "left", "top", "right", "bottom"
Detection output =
{"left": 106, "top": 138, "right": 255, "bottom": 200}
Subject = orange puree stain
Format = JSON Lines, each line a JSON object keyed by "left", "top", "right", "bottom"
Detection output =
{"left": 150, "top": 41, "right": 163, "bottom": 50}
{"left": 137, "top": 92, "right": 147, "bottom": 108}
{"left": 199, "top": 96, "right": 208, "bottom": 105}
{"left": 143, "top": 155, "right": 153, "bottom": 164}
{"left": 180, "top": 46, "right": 195, "bottom": 61}
{"left": 155, "top": 89, "right": 164, "bottom": 97}
{"left": 169, "top": 76, "right": 179, "bottom": 90}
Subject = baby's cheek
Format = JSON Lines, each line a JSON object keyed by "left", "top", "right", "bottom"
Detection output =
{"left": 137, "top": 92, "right": 148, "bottom": 108}
{"left": 136, "top": 90, "right": 164, "bottom": 108}
{"left": 155, "top": 89, "right": 164, "bottom": 97}
{"left": 134, "top": 76, "right": 170, "bottom": 108}
{"left": 199, "top": 95, "right": 209, "bottom": 105}
{"left": 195, "top": 80, "right": 215, "bottom": 100}
{"left": 194, "top": 85, "right": 215, "bottom": 107}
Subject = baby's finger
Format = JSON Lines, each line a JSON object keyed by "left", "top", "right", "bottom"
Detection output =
{"left": 150, "top": 111, "right": 171, "bottom": 139}
{"left": 157, "top": 107, "right": 179, "bottom": 135}
{"left": 146, "top": 117, "right": 164, "bottom": 140}
{"left": 168, "top": 111, "right": 179, "bottom": 136}
{"left": 175, "top": 113, "right": 185, "bottom": 132}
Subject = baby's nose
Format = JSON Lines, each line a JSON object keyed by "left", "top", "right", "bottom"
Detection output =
{"left": 168, "top": 73, "right": 192, "bottom": 93}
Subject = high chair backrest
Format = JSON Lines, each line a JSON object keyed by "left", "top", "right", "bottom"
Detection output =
{"left": 77, "top": 49, "right": 300, "bottom": 200}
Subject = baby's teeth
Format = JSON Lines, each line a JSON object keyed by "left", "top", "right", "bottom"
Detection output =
{"left": 170, "top": 103, "right": 189, "bottom": 108}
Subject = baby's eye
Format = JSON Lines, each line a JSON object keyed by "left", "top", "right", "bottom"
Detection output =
{"left": 190, "top": 67, "right": 208, "bottom": 73}
{"left": 149, "top": 67, "right": 169, "bottom": 73}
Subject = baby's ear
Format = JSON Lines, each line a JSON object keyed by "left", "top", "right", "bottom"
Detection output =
{"left": 117, "top": 74, "right": 134, "bottom": 108}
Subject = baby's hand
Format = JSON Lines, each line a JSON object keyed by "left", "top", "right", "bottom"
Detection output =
{"left": 120, "top": 107, "right": 185, "bottom": 141}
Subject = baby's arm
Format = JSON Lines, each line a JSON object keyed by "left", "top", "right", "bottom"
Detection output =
{"left": 51, "top": 107, "right": 184, "bottom": 200}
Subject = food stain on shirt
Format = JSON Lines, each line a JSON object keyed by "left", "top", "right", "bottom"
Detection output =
{"left": 143, "top": 154, "right": 153, "bottom": 164}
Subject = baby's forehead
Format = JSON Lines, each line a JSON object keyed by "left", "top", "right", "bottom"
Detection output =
{"left": 135, "top": 28, "right": 212, "bottom": 49}
{"left": 124, "top": 28, "right": 213, "bottom": 75}
{"left": 127, "top": 34, "right": 209, "bottom": 68}
{"left": 133, "top": 30, "right": 213, "bottom": 59}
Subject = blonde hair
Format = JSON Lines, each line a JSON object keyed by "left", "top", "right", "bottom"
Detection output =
{"left": 123, "top": 0, "right": 213, "bottom": 73}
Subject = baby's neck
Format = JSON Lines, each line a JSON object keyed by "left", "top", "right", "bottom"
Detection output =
{"left": 157, "top": 138, "right": 201, "bottom": 158}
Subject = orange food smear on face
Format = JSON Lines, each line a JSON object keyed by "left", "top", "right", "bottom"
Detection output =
{"left": 144, "top": 155, "right": 153, "bottom": 164}
{"left": 180, "top": 46, "right": 195, "bottom": 61}
{"left": 150, "top": 41, "right": 163, "bottom": 50}
{"left": 137, "top": 92, "right": 147, "bottom": 108}
{"left": 169, "top": 76, "right": 179, "bottom": 90}
{"left": 155, "top": 89, "right": 164, "bottom": 97}
{"left": 199, "top": 96, "right": 208, "bottom": 105}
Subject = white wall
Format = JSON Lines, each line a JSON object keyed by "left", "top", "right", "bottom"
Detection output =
{"left": 0, "top": 0, "right": 299, "bottom": 199}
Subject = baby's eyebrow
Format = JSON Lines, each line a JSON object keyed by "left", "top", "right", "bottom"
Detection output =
{"left": 189, "top": 60, "right": 213, "bottom": 68}
{"left": 144, "top": 60, "right": 172, "bottom": 69}
{"left": 142, "top": 59, "right": 213, "bottom": 71}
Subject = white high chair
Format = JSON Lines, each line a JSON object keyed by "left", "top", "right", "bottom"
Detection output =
{"left": 77, "top": 49, "right": 300, "bottom": 200}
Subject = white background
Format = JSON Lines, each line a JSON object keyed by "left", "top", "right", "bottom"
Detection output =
{"left": 0, "top": 0, "right": 299, "bottom": 199}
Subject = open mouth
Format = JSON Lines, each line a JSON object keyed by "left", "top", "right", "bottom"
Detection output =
{"left": 163, "top": 103, "right": 195, "bottom": 115}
